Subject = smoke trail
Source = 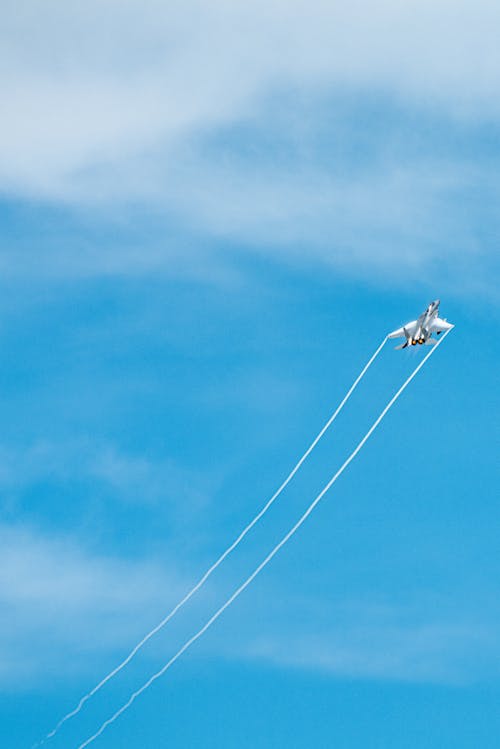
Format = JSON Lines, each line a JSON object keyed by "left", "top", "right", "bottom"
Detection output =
{"left": 76, "top": 328, "right": 452, "bottom": 749}
{"left": 40, "top": 337, "right": 388, "bottom": 745}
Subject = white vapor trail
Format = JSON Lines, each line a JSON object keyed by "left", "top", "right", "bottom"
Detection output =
{"left": 41, "top": 337, "right": 388, "bottom": 744}
{"left": 76, "top": 328, "right": 453, "bottom": 749}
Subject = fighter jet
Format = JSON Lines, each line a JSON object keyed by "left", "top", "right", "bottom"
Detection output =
{"left": 388, "top": 300, "right": 454, "bottom": 349}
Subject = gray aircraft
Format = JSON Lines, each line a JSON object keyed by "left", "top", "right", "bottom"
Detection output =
{"left": 388, "top": 300, "right": 453, "bottom": 349}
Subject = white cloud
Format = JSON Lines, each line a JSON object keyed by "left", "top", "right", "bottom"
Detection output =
{"left": 246, "top": 625, "right": 488, "bottom": 684}
{"left": 0, "top": 439, "right": 212, "bottom": 516}
{"left": 231, "top": 597, "right": 499, "bottom": 684}
{"left": 0, "top": 523, "right": 188, "bottom": 687}
{"left": 0, "top": 1, "right": 498, "bottom": 296}
{"left": 1, "top": 0, "right": 499, "bottom": 199}
{"left": 1, "top": 521, "right": 497, "bottom": 691}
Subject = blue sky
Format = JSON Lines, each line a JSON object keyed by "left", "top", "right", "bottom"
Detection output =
{"left": 1, "top": 3, "right": 499, "bottom": 748}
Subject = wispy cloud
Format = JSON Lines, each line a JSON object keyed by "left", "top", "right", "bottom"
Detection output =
{"left": 0, "top": 440, "right": 209, "bottom": 509}
{"left": 0, "top": 523, "right": 188, "bottom": 688}
{"left": 3, "top": 0, "right": 500, "bottom": 195}
{"left": 233, "top": 597, "right": 499, "bottom": 684}
{"left": 1, "top": 517, "right": 497, "bottom": 693}
{"left": 2, "top": 0, "right": 500, "bottom": 200}
{"left": 1, "top": 1, "right": 498, "bottom": 295}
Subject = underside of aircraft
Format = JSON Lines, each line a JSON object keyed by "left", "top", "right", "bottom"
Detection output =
{"left": 388, "top": 300, "right": 454, "bottom": 349}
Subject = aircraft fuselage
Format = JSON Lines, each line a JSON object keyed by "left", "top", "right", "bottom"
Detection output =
{"left": 408, "top": 299, "right": 440, "bottom": 345}
{"left": 389, "top": 299, "right": 452, "bottom": 349}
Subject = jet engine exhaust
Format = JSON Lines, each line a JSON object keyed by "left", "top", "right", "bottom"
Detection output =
{"left": 74, "top": 328, "right": 454, "bottom": 749}
{"left": 38, "top": 338, "right": 389, "bottom": 747}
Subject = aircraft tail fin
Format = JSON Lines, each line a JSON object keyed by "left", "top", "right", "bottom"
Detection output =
{"left": 395, "top": 342, "right": 408, "bottom": 350}
{"left": 425, "top": 338, "right": 437, "bottom": 346}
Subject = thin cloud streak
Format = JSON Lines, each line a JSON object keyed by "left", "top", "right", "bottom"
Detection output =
{"left": 247, "top": 620, "right": 497, "bottom": 684}
{"left": 0, "top": 440, "right": 210, "bottom": 509}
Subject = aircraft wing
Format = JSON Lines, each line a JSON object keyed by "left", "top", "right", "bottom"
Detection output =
{"left": 430, "top": 317, "right": 453, "bottom": 333}
{"left": 388, "top": 320, "right": 417, "bottom": 339}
